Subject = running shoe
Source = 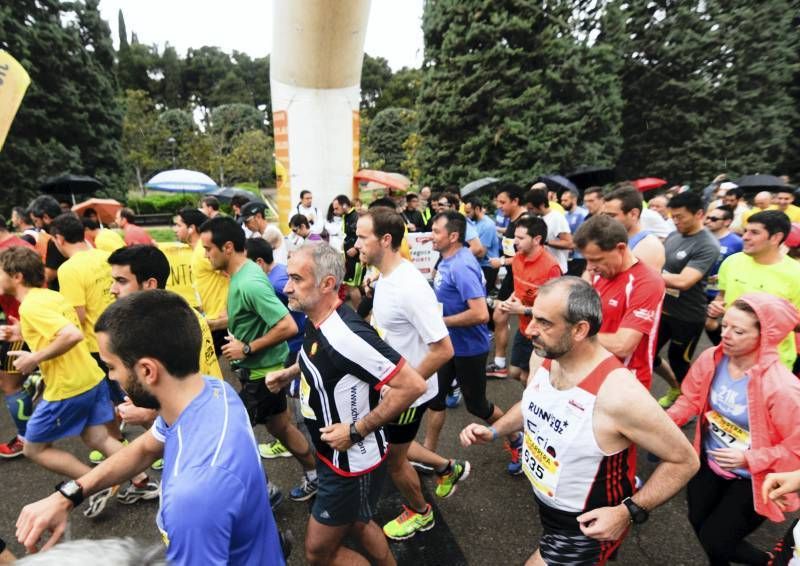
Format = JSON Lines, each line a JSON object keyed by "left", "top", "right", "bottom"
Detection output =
{"left": 259, "top": 439, "right": 292, "bottom": 459}
{"left": 83, "top": 485, "right": 120, "bottom": 518}
{"left": 435, "top": 460, "right": 471, "bottom": 498}
{"left": 383, "top": 504, "right": 435, "bottom": 540}
{"left": 117, "top": 478, "right": 160, "bottom": 504}
{"left": 151, "top": 458, "right": 164, "bottom": 471}
{"left": 657, "top": 387, "right": 681, "bottom": 409}
{"left": 486, "top": 362, "right": 508, "bottom": 379}
{"left": 445, "top": 387, "right": 462, "bottom": 409}
{"left": 410, "top": 461, "right": 435, "bottom": 475}
{"left": 269, "top": 484, "right": 285, "bottom": 512}
{"left": 89, "top": 439, "right": 128, "bottom": 465}
{"left": 289, "top": 475, "right": 318, "bottom": 502}
{"left": 0, "top": 436, "right": 24, "bottom": 459}
{"left": 505, "top": 434, "right": 523, "bottom": 476}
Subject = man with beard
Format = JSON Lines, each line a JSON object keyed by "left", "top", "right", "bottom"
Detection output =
{"left": 15, "top": 291, "right": 285, "bottom": 565}
{"left": 459, "top": 277, "right": 699, "bottom": 565}
{"left": 560, "top": 189, "right": 589, "bottom": 276}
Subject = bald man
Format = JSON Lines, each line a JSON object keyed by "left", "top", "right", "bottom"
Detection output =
{"left": 741, "top": 190, "right": 777, "bottom": 226}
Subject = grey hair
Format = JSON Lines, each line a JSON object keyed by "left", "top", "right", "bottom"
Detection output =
{"left": 16, "top": 537, "right": 165, "bottom": 565}
{"left": 538, "top": 276, "right": 603, "bottom": 336}
{"left": 297, "top": 243, "right": 345, "bottom": 289}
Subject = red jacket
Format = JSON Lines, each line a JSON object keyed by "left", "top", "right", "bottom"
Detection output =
{"left": 668, "top": 292, "right": 800, "bottom": 522}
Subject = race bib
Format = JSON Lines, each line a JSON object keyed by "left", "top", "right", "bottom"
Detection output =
{"left": 522, "top": 432, "right": 561, "bottom": 499}
{"left": 299, "top": 373, "right": 316, "bottom": 419}
{"left": 665, "top": 287, "right": 680, "bottom": 298}
{"left": 706, "top": 410, "right": 750, "bottom": 451}
{"left": 502, "top": 236, "right": 515, "bottom": 257}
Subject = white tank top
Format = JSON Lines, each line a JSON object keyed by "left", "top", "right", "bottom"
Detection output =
{"left": 521, "top": 356, "right": 634, "bottom": 513}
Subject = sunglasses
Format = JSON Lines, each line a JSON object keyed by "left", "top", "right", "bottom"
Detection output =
{"left": 706, "top": 216, "right": 725, "bottom": 221}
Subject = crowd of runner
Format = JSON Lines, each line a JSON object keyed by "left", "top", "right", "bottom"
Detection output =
{"left": 1, "top": 176, "right": 800, "bottom": 565}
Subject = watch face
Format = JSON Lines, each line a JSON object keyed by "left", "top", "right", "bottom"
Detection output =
{"left": 62, "top": 481, "right": 81, "bottom": 496}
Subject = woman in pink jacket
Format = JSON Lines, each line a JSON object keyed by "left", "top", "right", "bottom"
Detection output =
{"left": 667, "top": 292, "right": 800, "bottom": 566}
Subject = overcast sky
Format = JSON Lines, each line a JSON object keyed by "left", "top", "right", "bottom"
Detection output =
{"left": 98, "top": 0, "right": 424, "bottom": 70}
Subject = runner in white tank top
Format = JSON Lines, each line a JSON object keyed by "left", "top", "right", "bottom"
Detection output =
{"left": 459, "top": 277, "right": 699, "bottom": 566}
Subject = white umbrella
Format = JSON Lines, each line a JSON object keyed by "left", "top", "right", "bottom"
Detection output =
{"left": 144, "top": 169, "right": 218, "bottom": 193}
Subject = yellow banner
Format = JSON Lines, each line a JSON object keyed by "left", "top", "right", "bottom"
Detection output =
{"left": 0, "top": 50, "right": 31, "bottom": 151}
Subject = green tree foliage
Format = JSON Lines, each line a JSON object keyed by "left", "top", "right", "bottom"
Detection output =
{"left": 209, "top": 104, "right": 266, "bottom": 150}
{"left": 121, "top": 90, "right": 171, "bottom": 191}
{"left": 224, "top": 130, "right": 274, "bottom": 186}
{"left": 366, "top": 108, "right": 417, "bottom": 173}
{"left": 416, "top": 0, "right": 623, "bottom": 189}
{"left": 0, "top": 0, "right": 126, "bottom": 211}
{"left": 360, "top": 54, "right": 394, "bottom": 119}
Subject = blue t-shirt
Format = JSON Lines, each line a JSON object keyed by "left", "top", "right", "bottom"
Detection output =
{"left": 433, "top": 247, "right": 490, "bottom": 356}
{"left": 565, "top": 206, "right": 588, "bottom": 260}
{"left": 495, "top": 210, "right": 509, "bottom": 230}
{"left": 469, "top": 216, "right": 500, "bottom": 267}
{"left": 706, "top": 232, "right": 743, "bottom": 299}
{"left": 152, "top": 377, "right": 284, "bottom": 565}
{"left": 267, "top": 263, "right": 306, "bottom": 353}
{"left": 703, "top": 356, "right": 751, "bottom": 478}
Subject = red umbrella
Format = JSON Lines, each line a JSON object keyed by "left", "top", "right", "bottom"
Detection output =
{"left": 72, "top": 198, "right": 122, "bottom": 225}
{"left": 631, "top": 177, "right": 668, "bottom": 192}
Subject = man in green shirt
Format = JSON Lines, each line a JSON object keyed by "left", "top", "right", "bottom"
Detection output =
{"left": 200, "top": 217, "right": 318, "bottom": 504}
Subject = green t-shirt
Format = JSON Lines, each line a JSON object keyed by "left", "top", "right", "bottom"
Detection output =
{"left": 228, "top": 260, "right": 289, "bottom": 376}
{"left": 718, "top": 252, "right": 800, "bottom": 369}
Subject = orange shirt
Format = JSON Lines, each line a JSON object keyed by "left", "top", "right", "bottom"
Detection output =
{"left": 511, "top": 246, "right": 562, "bottom": 330}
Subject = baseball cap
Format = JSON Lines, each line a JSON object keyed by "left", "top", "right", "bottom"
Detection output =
{"left": 240, "top": 201, "right": 267, "bottom": 220}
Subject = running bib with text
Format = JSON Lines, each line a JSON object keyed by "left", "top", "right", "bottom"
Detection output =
{"left": 706, "top": 410, "right": 750, "bottom": 451}
{"left": 502, "top": 237, "right": 515, "bottom": 257}
{"left": 523, "top": 432, "right": 561, "bottom": 499}
{"left": 299, "top": 373, "right": 316, "bottom": 419}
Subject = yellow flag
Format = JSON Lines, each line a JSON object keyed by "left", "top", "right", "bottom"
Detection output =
{"left": 0, "top": 50, "right": 31, "bottom": 151}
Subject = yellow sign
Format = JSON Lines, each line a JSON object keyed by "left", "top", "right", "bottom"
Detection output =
{"left": 0, "top": 50, "right": 31, "bottom": 151}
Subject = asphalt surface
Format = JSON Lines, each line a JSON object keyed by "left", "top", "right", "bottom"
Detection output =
{"left": 1, "top": 340, "right": 796, "bottom": 564}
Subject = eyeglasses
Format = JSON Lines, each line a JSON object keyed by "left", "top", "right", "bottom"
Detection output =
{"left": 706, "top": 216, "right": 725, "bottom": 222}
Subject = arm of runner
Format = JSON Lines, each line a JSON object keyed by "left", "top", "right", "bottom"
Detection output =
{"left": 763, "top": 470, "right": 800, "bottom": 510}
{"left": 265, "top": 363, "right": 301, "bottom": 393}
{"left": 667, "top": 350, "right": 713, "bottom": 426}
{"left": 744, "top": 378, "right": 800, "bottom": 476}
{"left": 73, "top": 305, "right": 87, "bottom": 326}
{"left": 8, "top": 324, "right": 84, "bottom": 375}
{"left": 662, "top": 266, "right": 705, "bottom": 291}
{"left": 16, "top": 430, "right": 163, "bottom": 553}
{"left": 577, "top": 370, "right": 699, "bottom": 541}
{"left": 206, "top": 313, "right": 229, "bottom": 332}
{"left": 634, "top": 238, "right": 665, "bottom": 271}
{"left": 597, "top": 328, "right": 644, "bottom": 359}
{"left": 414, "top": 335, "right": 454, "bottom": 381}
{"left": 547, "top": 231, "right": 573, "bottom": 250}
{"left": 222, "top": 313, "right": 297, "bottom": 361}
{"left": 460, "top": 401, "right": 522, "bottom": 447}
{"left": 443, "top": 297, "right": 490, "bottom": 327}
{"left": 468, "top": 237, "right": 486, "bottom": 259}
{"left": 707, "top": 290, "right": 726, "bottom": 318}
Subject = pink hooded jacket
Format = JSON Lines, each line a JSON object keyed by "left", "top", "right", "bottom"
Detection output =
{"left": 668, "top": 292, "right": 800, "bottom": 522}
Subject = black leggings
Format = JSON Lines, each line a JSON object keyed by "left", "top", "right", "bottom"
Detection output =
{"left": 653, "top": 313, "right": 704, "bottom": 383}
{"left": 428, "top": 352, "right": 494, "bottom": 420}
{"left": 687, "top": 459, "right": 769, "bottom": 566}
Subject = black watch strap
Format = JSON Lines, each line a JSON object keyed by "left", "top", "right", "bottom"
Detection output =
{"left": 56, "top": 480, "right": 85, "bottom": 507}
{"left": 349, "top": 422, "right": 364, "bottom": 444}
{"left": 622, "top": 497, "right": 649, "bottom": 524}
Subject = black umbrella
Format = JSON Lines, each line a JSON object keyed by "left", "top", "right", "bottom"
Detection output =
{"left": 566, "top": 165, "right": 616, "bottom": 190}
{"left": 460, "top": 177, "right": 500, "bottom": 198}
{"left": 39, "top": 174, "right": 103, "bottom": 205}
{"left": 206, "top": 187, "right": 263, "bottom": 203}
{"left": 537, "top": 174, "right": 578, "bottom": 194}
{"left": 733, "top": 174, "right": 791, "bottom": 192}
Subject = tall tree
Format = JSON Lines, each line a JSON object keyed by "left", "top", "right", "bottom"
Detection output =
{"left": 118, "top": 8, "right": 128, "bottom": 52}
{"left": 417, "top": 0, "right": 623, "bottom": 188}
{"left": 360, "top": 54, "right": 394, "bottom": 119}
{"left": 121, "top": 90, "right": 171, "bottom": 191}
{"left": 366, "top": 107, "right": 417, "bottom": 174}
{"left": 0, "top": 0, "right": 126, "bottom": 211}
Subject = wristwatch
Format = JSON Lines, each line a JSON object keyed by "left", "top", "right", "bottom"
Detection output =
{"left": 242, "top": 343, "right": 252, "bottom": 356}
{"left": 524, "top": 307, "right": 533, "bottom": 318}
{"left": 349, "top": 422, "right": 364, "bottom": 444}
{"left": 622, "top": 497, "right": 649, "bottom": 524}
{"left": 56, "top": 480, "right": 84, "bottom": 507}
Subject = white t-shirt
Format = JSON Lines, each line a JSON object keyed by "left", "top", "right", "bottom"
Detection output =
{"left": 296, "top": 203, "right": 323, "bottom": 234}
{"left": 640, "top": 208, "right": 674, "bottom": 239}
{"left": 543, "top": 210, "right": 570, "bottom": 273}
{"left": 372, "top": 260, "right": 449, "bottom": 407}
{"left": 325, "top": 216, "right": 344, "bottom": 251}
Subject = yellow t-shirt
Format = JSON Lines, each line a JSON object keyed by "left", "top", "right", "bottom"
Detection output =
{"left": 192, "top": 308, "right": 222, "bottom": 379}
{"left": 57, "top": 248, "right": 114, "bottom": 353}
{"left": 742, "top": 205, "right": 778, "bottom": 226}
{"left": 20, "top": 288, "right": 104, "bottom": 401}
{"left": 718, "top": 252, "right": 800, "bottom": 369}
{"left": 159, "top": 242, "right": 199, "bottom": 309}
{"left": 191, "top": 241, "right": 229, "bottom": 320}
{"left": 549, "top": 201, "right": 565, "bottom": 214}
{"left": 94, "top": 229, "right": 125, "bottom": 253}
{"left": 781, "top": 204, "right": 800, "bottom": 223}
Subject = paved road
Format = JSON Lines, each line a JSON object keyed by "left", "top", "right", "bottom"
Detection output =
{"left": 0, "top": 350, "right": 795, "bottom": 564}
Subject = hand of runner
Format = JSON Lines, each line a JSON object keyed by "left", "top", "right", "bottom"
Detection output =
{"left": 0, "top": 316, "right": 22, "bottom": 341}
{"left": 320, "top": 423, "right": 352, "bottom": 451}
{"left": 708, "top": 448, "right": 746, "bottom": 471}
{"left": 16, "top": 492, "right": 72, "bottom": 553}
{"left": 707, "top": 300, "right": 725, "bottom": 319}
{"left": 762, "top": 470, "right": 800, "bottom": 510}
{"left": 576, "top": 504, "right": 630, "bottom": 541}
{"left": 265, "top": 369, "right": 290, "bottom": 393}
{"left": 7, "top": 350, "right": 39, "bottom": 375}
{"left": 489, "top": 257, "right": 503, "bottom": 270}
{"left": 499, "top": 296, "right": 524, "bottom": 314}
{"left": 459, "top": 423, "right": 495, "bottom": 447}
{"left": 221, "top": 336, "right": 246, "bottom": 361}
{"left": 117, "top": 397, "right": 157, "bottom": 427}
